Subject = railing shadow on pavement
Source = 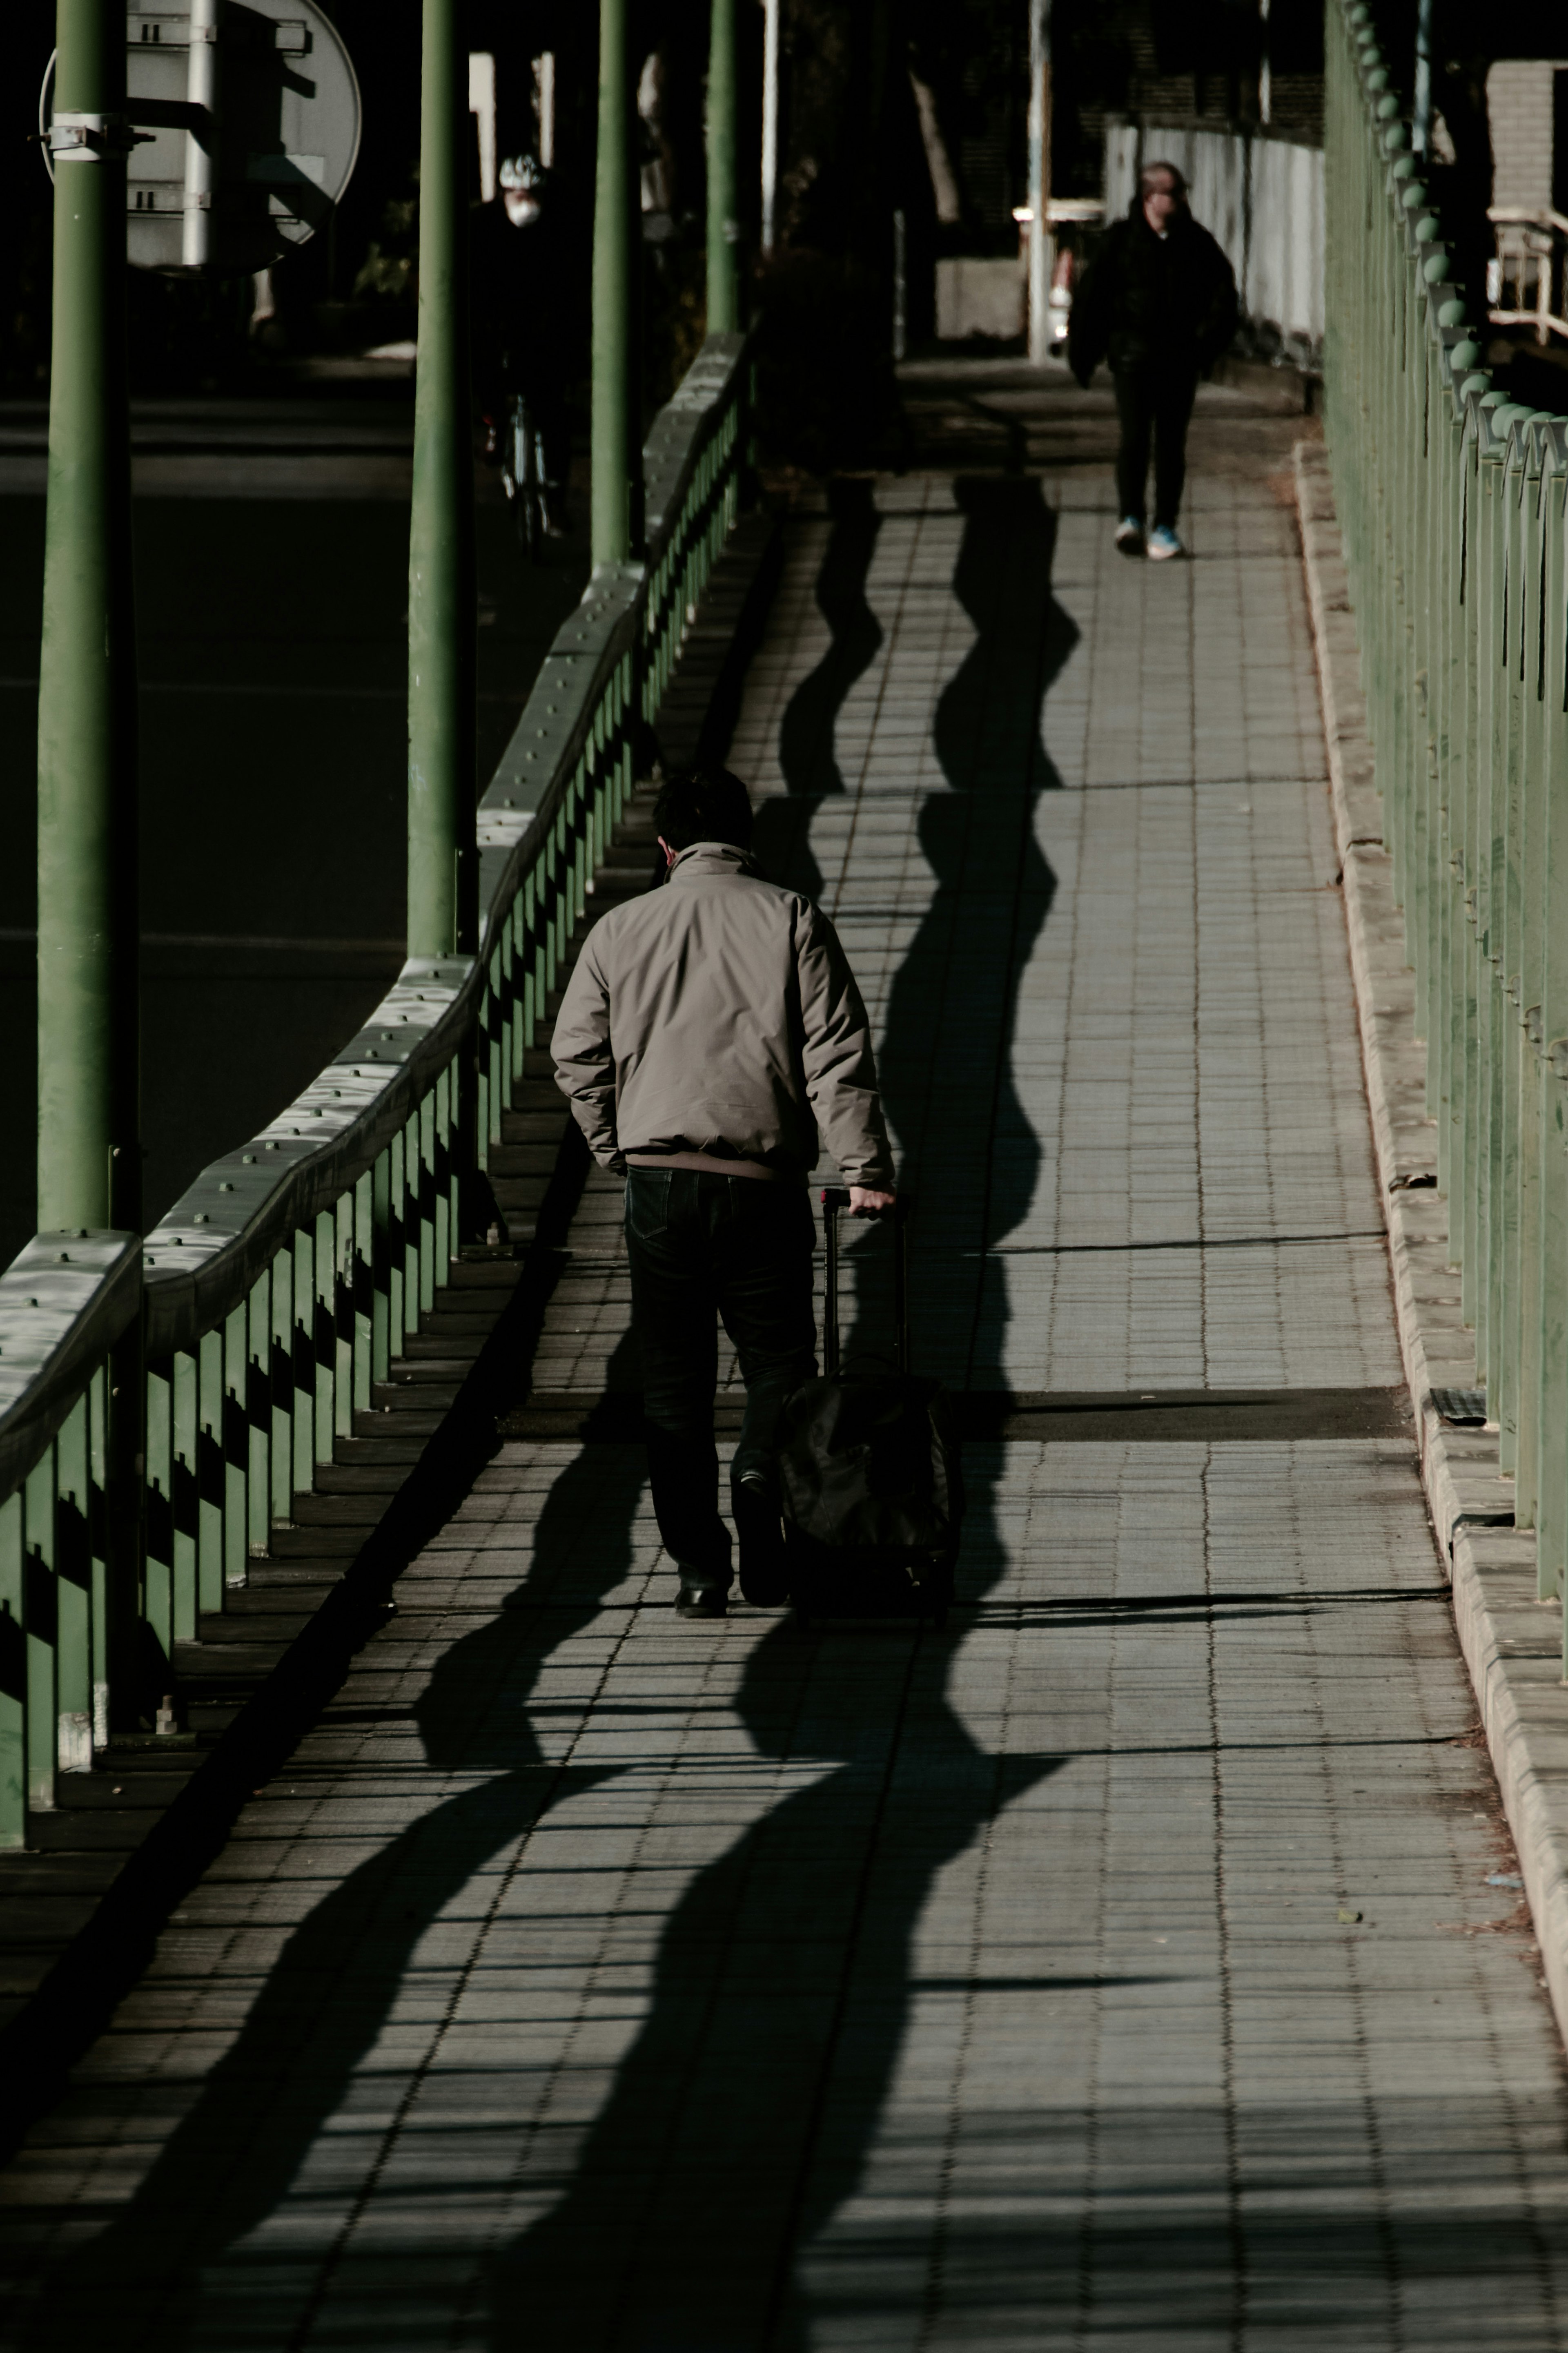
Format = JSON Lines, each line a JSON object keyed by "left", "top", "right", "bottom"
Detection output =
{"left": 0, "top": 332, "right": 754, "bottom": 1855}
{"left": 11, "top": 469, "right": 1081, "bottom": 2344}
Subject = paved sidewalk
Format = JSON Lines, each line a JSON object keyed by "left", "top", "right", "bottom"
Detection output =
{"left": 4, "top": 373, "right": 1568, "bottom": 2351}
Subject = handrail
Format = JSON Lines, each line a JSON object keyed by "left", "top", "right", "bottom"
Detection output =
{"left": 1489, "top": 206, "right": 1568, "bottom": 241}
{"left": 1484, "top": 205, "right": 1568, "bottom": 348}
{"left": 0, "top": 328, "right": 752, "bottom": 1842}
{"left": 1323, "top": 4, "right": 1568, "bottom": 1655}
{"left": 0, "top": 1235, "right": 139, "bottom": 1500}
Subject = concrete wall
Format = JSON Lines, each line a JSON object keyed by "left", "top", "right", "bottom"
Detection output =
{"left": 1487, "top": 61, "right": 1566, "bottom": 214}
{"left": 935, "top": 256, "right": 1025, "bottom": 341}
{"left": 1105, "top": 120, "right": 1324, "bottom": 359}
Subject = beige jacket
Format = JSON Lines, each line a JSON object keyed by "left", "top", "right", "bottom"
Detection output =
{"left": 551, "top": 841, "right": 894, "bottom": 1187}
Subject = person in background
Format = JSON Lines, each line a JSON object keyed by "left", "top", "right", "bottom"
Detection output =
{"left": 551, "top": 765, "right": 896, "bottom": 1619}
{"left": 1067, "top": 160, "right": 1238, "bottom": 562}
{"left": 471, "top": 154, "right": 572, "bottom": 534}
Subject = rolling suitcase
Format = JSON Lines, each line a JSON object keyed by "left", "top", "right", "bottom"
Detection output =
{"left": 775, "top": 1189, "right": 964, "bottom": 1626}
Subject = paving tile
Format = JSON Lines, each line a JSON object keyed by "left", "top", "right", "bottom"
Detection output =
{"left": 3, "top": 376, "right": 1567, "bottom": 2351}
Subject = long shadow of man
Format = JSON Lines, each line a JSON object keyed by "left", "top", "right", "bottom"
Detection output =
{"left": 488, "top": 479, "right": 1079, "bottom": 2348}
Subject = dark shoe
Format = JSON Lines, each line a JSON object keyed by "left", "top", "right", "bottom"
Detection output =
{"left": 675, "top": 1579, "right": 727, "bottom": 1618}
{"left": 733, "top": 1470, "right": 791, "bottom": 1607}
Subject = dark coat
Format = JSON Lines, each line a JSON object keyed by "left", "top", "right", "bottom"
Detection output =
{"left": 470, "top": 201, "right": 577, "bottom": 406}
{"left": 1068, "top": 201, "right": 1239, "bottom": 386}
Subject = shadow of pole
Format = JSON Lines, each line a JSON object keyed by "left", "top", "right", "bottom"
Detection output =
{"left": 752, "top": 477, "right": 884, "bottom": 899}
{"left": 877, "top": 475, "right": 1075, "bottom": 1282}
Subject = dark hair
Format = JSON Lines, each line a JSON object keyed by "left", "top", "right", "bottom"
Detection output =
{"left": 1138, "top": 158, "right": 1188, "bottom": 199}
{"left": 653, "top": 764, "right": 754, "bottom": 852}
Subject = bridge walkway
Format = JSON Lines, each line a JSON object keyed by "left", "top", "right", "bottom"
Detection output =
{"left": 4, "top": 372, "right": 1568, "bottom": 2350}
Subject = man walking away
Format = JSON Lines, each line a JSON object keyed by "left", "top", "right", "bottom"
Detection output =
{"left": 552, "top": 766, "right": 897, "bottom": 1618}
{"left": 1067, "top": 160, "right": 1238, "bottom": 562}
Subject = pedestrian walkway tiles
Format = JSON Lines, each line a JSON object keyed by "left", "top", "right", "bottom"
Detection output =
{"left": 4, "top": 436, "right": 1568, "bottom": 2350}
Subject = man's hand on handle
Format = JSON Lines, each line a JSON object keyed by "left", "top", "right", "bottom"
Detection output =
{"left": 848, "top": 1187, "right": 896, "bottom": 1218}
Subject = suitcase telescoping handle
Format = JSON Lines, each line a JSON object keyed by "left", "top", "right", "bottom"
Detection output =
{"left": 820, "top": 1188, "right": 912, "bottom": 1379}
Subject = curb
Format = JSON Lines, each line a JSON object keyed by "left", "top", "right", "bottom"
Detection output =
{"left": 1295, "top": 439, "right": 1568, "bottom": 2042}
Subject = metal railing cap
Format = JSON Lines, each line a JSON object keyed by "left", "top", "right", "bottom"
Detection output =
{"left": 478, "top": 562, "right": 645, "bottom": 941}
{"left": 1474, "top": 395, "right": 1513, "bottom": 457}
{"left": 484, "top": 562, "right": 644, "bottom": 837}
{"left": 1513, "top": 410, "right": 1555, "bottom": 468}
{"left": 1540, "top": 418, "right": 1568, "bottom": 474}
{"left": 1454, "top": 377, "right": 1488, "bottom": 432}
{"left": 142, "top": 957, "right": 477, "bottom": 1356}
{"left": 0, "top": 1233, "right": 140, "bottom": 1499}
{"left": 643, "top": 332, "right": 749, "bottom": 545}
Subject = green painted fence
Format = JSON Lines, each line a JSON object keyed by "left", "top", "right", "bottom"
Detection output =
{"left": 1325, "top": 2, "right": 1568, "bottom": 1642}
{"left": 0, "top": 332, "right": 751, "bottom": 1846}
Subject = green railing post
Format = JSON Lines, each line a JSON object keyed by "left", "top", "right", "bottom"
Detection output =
{"left": 408, "top": 0, "right": 477, "bottom": 961}
{"left": 1535, "top": 435, "right": 1568, "bottom": 1601}
{"left": 592, "top": 0, "right": 637, "bottom": 568}
{"left": 37, "top": 0, "right": 140, "bottom": 1234}
{"left": 707, "top": 0, "right": 740, "bottom": 334}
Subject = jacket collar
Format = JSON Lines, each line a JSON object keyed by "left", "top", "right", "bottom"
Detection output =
{"left": 668, "top": 840, "right": 757, "bottom": 881}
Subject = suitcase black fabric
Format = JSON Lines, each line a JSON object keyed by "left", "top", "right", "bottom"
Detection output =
{"left": 775, "top": 1191, "right": 963, "bottom": 1624}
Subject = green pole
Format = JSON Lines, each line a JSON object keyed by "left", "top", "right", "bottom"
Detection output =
{"left": 37, "top": 0, "right": 140, "bottom": 1236}
{"left": 592, "top": 0, "right": 635, "bottom": 567}
{"left": 706, "top": 0, "right": 739, "bottom": 333}
{"left": 408, "top": 0, "right": 476, "bottom": 961}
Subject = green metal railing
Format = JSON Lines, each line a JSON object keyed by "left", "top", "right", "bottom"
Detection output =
{"left": 0, "top": 332, "right": 751, "bottom": 1846}
{"left": 1325, "top": 3, "right": 1568, "bottom": 1642}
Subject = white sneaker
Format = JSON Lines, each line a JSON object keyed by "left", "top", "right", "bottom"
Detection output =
{"left": 1114, "top": 515, "right": 1144, "bottom": 554}
{"left": 1146, "top": 525, "right": 1184, "bottom": 561}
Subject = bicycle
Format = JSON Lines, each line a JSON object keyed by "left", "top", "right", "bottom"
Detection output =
{"left": 499, "top": 388, "right": 548, "bottom": 560}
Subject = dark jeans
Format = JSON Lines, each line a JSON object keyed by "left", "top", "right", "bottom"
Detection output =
{"left": 625, "top": 1169, "right": 817, "bottom": 1589}
{"left": 1113, "top": 365, "right": 1198, "bottom": 529}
